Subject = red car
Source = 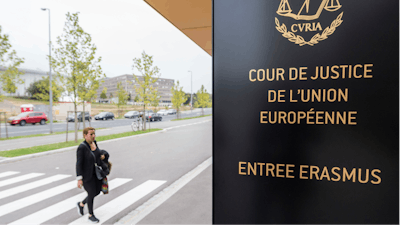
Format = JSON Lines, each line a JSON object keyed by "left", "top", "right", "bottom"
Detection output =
{"left": 8, "top": 111, "right": 48, "bottom": 126}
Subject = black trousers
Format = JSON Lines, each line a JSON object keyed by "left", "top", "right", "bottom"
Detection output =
{"left": 82, "top": 176, "right": 102, "bottom": 215}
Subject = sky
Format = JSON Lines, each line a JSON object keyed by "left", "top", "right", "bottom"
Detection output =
{"left": 0, "top": 0, "right": 212, "bottom": 94}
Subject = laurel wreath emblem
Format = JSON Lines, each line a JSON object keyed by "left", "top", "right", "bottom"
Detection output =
{"left": 275, "top": 12, "right": 343, "bottom": 46}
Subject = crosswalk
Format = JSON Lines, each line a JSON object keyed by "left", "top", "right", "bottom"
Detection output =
{"left": 0, "top": 171, "right": 166, "bottom": 224}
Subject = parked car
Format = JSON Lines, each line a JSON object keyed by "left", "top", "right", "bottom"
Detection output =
{"left": 8, "top": 111, "right": 48, "bottom": 126}
{"left": 139, "top": 110, "right": 153, "bottom": 117}
{"left": 124, "top": 111, "right": 140, "bottom": 119}
{"left": 145, "top": 112, "right": 162, "bottom": 122}
{"left": 167, "top": 109, "right": 177, "bottom": 115}
{"left": 94, "top": 112, "right": 114, "bottom": 120}
{"left": 67, "top": 112, "right": 91, "bottom": 122}
{"left": 157, "top": 109, "right": 169, "bottom": 116}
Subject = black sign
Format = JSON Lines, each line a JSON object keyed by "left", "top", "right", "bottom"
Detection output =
{"left": 212, "top": 0, "right": 399, "bottom": 223}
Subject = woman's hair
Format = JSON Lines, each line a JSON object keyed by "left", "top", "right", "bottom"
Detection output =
{"left": 83, "top": 127, "right": 95, "bottom": 136}
{"left": 107, "top": 162, "right": 112, "bottom": 173}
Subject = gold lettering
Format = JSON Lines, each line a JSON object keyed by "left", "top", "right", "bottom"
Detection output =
{"left": 266, "top": 163, "right": 275, "bottom": 177}
{"left": 300, "top": 165, "right": 309, "bottom": 179}
{"left": 364, "top": 64, "right": 373, "bottom": 78}
{"left": 343, "top": 168, "right": 356, "bottom": 182}
{"left": 249, "top": 69, "right": 256, "bottom": 82}
{"left": 331, "top": 167, "right": 341, "bottom": 181}
{"left": 239, "top": 161, "right": 246, "bottom": 175}
{"left": 260, "top": 111, "right": 268, "bottom": 124}
{"left": 371, "top": 169, "right": 381, "bottom": 184}
{"left": 276, "top": 164, "right": 284, "bottom": 177}
{"left": 310, "top": 165, "right": 320, "bottom": 180}
{"left": 286, "top": 164, "right": 295, "bottom": 178}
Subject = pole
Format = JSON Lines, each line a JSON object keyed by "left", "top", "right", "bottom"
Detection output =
{"left": 42, "top": 8, "right": 53, "bottom": 133}
{"left": 48, "top": 9, "right": 53, "bottom": 134}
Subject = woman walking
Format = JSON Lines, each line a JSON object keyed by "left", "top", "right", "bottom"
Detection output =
{"left": 76, "top": 127, "right": 109, "bottom": 223}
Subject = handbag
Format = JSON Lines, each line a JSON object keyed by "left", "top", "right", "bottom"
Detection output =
{"left": 90, "top": 150, "right": 105, "bottom": 180}
{"left": 101, "top": 177, "right": 109, "bottom": 194}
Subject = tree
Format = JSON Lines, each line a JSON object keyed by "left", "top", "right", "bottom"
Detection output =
{"left": 132, "top": 51, "right": 160, "bottom": 130}
{"left": 128, "top": 93, "right": 132, "bottom": 101}
{"left": 109, "top": 92, "right": 113, "bottom": 99}
{"left": 50, "top": 12, "right": 104, "bottom": 142}
{"left": 100, "top": 87, "right": 107, "bottom": 100}
{"left": 133, "top": 95, "right": 139, "bottom": 102}
{"left": 194, "top": 85, "right": 212, "bottom": 115}
{"left": 26, "top": 76, "right": 63, "bottom": 102}
{"left": 149, "top": 87, "right": 160, "bottom": 112}
{"left": 171, "top": 80, "right": 186, "bottom": 119}
{"left": 0, "top": 25, "right": 25, "bottom": 99}
{"left": 116, "top": 81, "right": 128, "bottom": 117}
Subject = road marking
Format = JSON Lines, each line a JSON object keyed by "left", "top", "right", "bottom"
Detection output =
{"left": 0, "top": 173, "right": 44, "bottom": 188}
{"left": 0, "top": 174, "right": 71, "bottom": 200}
{"left": 9, "top": 178, "right": 131, "bottom": 225}
{"left": 116, "top": 157, "right": 211, "bottom": 225}
{"left": 69, "top": 180, "right": 166, "bottom": 225}
{"left": 0, "top": 171, "right": 20, "bottom": 178}
{"left": 0, "top": 180, "right": 76, "bottom": 217}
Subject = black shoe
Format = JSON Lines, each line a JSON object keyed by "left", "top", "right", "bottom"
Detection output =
{"left": 77, "top": 202, "right": 84, "bottom": 216}
{"left": 88, "top": 215, "right": 99, "bottom": 223}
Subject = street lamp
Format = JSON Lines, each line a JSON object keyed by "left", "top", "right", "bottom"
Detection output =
{"left": 41, "top": 8, "right": 53, "bottom": 133}
{"left": 188, "top": 70, "right": 192, "bottom": 113}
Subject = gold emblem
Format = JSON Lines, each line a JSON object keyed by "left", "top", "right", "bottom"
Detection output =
{"left": 275, "top": 0, "right": 343, "bottom": 46}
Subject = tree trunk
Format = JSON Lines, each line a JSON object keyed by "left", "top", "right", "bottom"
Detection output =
{"left": 74, "top": 103, "right": 78, "bottom": 143}
{"left": 202, "top": 108, "right": 204, "bottom": 116}
{"left": 82, "top": 101, "right": 86, "bottom": 130}
{"left": 143, "top": 104, "right": 146, "bottom": 131}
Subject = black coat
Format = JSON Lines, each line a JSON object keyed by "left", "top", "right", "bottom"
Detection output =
{"left": 76, "top": 140, "right": 109, "bottom": 182}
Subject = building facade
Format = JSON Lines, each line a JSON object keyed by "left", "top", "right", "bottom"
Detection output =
{"left": 96, "top": 74, "right": 174, "bottom": 105}
{"left": 0, "top": 67, "right": 49, "bottom": 97}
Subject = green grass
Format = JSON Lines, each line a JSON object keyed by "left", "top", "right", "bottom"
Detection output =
{"left": 171, "top": 114, "right": 212, "bottom": 121}
{"left": 0, "top": 128, "right": 161, "bottom": 157}
{"left": 0, "top": 128, "right": 107, "bottom": 141}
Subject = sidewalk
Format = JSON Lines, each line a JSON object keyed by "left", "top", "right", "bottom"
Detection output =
{"left": 116, "top": 159, "right": 212, "bottom": 224}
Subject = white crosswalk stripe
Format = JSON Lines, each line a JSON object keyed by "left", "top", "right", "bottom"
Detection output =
{"left": 9, "top": 178, "right": 132, "bottom": 225}
{"left": 0, "top": 180, "right": 77, "bottom": 217}
{"left": 0, "top": 171, "right": 20, "bottom": 179}
{"left": 0, "top": 174, "right": 71, "bottom": 200}
{"left": 0, "top": 171, "right": 167, "bottom": 225}
{"left": 0, "top": 173, "right": 44, "bottom": 187}
{"left": 69, "top": 180, "right": 166, "bottom": 225}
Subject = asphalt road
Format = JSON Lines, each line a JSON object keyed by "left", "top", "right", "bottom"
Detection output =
{"left": 0, "top": 108, "right": 211, "bottom": 138}
{"left": 0, "top": 119, "right": 212, "bottom": 224}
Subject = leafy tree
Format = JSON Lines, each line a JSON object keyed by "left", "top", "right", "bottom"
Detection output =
{"left": 27, "top": 76, "right": 63, "bottom": 102}
{"left": 132, "top": 51, "right": 160, "bottom": 130}
{"left": 149, "top": 87, "right": 160, "bottom": 112}
{"left": 100, "top": 87, "right": 107, "bottom": 100}
{"left": 128, "top": 93, "right": 132, "bottom": 101}
{"left": 50, "top": 12, "right": 103, "bottom": 142}
{"left": 194, "top": 85, "right": 212, "bottom": 115}
{"left": 171, "top": 80, "right": 186, "bottom": 119}
{"left": 116, "top": 82, "right": 128, "bottom": 117}
{"left": 75, "top": 47, "right": 105, "bottom": 130}
{"left": 134, "top": 95, "right": 139, "bottom": 102}
{"left": 109, "top": 92, "right": 113, "bottom": 99}
{"left": 0, "top": 25, "right": 25, "bottom": 99}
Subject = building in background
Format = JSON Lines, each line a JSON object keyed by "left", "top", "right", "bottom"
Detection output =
{"left": 0, "top": 67, "right": 49, "bottom": 97}
{"left": 96, "top": 74, "right": 174, "bottom": 106}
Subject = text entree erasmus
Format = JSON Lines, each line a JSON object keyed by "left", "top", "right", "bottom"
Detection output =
{"left": 238, "top": 161, "right": 381, "bottom": 185}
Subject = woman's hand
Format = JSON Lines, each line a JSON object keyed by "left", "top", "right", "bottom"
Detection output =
{"left": 100, "top": 154, "right": 105, "bottom": 160}
{"left": 77, "top": 180, "right": 83, "bottom": 189}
